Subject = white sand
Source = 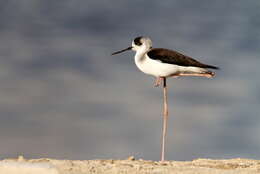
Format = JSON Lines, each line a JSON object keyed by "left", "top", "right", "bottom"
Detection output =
{"left": 0, "top": 161, "right": 58, "bottom": 174}
{"left": 1, "top": 156, "right": 259, "bottom": 174}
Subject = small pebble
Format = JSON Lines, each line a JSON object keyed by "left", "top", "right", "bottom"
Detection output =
{"left": 127, "top": 156, "right": 135, "bottom": 161}
{"left": 18, "top": 155, "right": 25, "bottom": 162}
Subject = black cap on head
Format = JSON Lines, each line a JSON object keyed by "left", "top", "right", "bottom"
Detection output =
{"left": 134, "top": 36, "right": 143, "bottom": 46}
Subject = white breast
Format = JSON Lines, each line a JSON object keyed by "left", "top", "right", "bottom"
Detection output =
{"left": 134, "top": 54, "right": 180, "bottom": 77}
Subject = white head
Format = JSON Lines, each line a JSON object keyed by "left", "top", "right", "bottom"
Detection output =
{"left": 131, "top": 36, "right": 152, "bottom": 52}
{"left": 112, "top": 36, "right": 152, "bottom": 55}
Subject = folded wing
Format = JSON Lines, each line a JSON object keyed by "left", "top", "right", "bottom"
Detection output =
{"left": 147, "top": 48, "right": 219, "bottom": 69}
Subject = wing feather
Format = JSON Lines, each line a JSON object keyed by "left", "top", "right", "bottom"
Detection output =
{"left": 147, "top": 48, "right": 219, "bottom": 69}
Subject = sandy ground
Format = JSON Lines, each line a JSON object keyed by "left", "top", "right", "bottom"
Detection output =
{"left": 0, "top": 156, "right": 260, "bottom": 174}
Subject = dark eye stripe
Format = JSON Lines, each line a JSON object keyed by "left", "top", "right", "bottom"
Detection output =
{"left": 134, "top": 36, "right": 143, "bottom": 46}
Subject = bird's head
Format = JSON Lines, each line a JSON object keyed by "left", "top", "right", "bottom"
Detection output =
{"left": 112, "top": 36, "right": 152, "bottom": 55}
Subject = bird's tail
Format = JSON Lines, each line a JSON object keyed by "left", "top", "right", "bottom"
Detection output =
{"left": 203, "top": 64, "right": 219, "bottom": 70}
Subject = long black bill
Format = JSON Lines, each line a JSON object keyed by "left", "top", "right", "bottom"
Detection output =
{"left": 111, "top": 46, "right": 132, "bottom": 55}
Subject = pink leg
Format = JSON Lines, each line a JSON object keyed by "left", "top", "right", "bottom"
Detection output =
{"left": 172, "top": 72, "right": 215, "bottom": 78}
{"left": 161, "top": 77, "right": 168, "bottom": 161}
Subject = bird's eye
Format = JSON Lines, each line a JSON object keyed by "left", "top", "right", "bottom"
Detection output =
{"left": 134, "top": 36, "right": 143, "bottom": 46}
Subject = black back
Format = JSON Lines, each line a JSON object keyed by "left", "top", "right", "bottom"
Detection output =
{"left": 147, "top": 48, "right": 219, "bottom": 69}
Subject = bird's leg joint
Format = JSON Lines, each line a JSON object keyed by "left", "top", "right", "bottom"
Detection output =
{"left": 154, "top": 77, "right": 164, "bottom": 87}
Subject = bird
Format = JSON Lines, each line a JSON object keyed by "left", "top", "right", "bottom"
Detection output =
{"left": 112, "top": 36, "right": 219, "bottom": 161}
{"left": 112, "top": 36, "right": 219, "bottom": 86}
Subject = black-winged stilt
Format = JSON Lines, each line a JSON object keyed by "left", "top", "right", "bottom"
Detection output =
{"left": 112, "top": 36, "right": 218, "bottom": 161}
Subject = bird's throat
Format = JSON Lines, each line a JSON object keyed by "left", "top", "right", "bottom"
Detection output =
{"left": 135, "top": 52, "right": 146, "bottom": 63}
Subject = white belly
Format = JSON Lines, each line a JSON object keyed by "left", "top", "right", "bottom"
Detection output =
{"left": 135, "top": 55, "right": 180, "bottom": 77}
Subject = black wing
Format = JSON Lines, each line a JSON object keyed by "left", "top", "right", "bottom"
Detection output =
{"left": 147, "top": 48, "right": 219, "bottom": 69}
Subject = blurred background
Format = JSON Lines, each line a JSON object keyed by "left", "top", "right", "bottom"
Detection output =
{"left": 0, "top": 0, "right": 259, "bottom": 161}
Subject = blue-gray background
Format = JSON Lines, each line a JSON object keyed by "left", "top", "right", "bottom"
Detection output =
{"left": 0, "top": 0, "right": 259, "bottom": 161}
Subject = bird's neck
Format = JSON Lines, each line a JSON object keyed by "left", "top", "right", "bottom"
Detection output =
{"left": 135, "top": 52, "right": 146, "bottom": 64}
{"left": 135, "top": 48, "right": 149, "bottom": 63}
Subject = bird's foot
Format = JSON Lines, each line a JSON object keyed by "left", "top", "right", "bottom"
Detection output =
{"left": 206, "top": 72, "right": 215, "bottom": 78}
